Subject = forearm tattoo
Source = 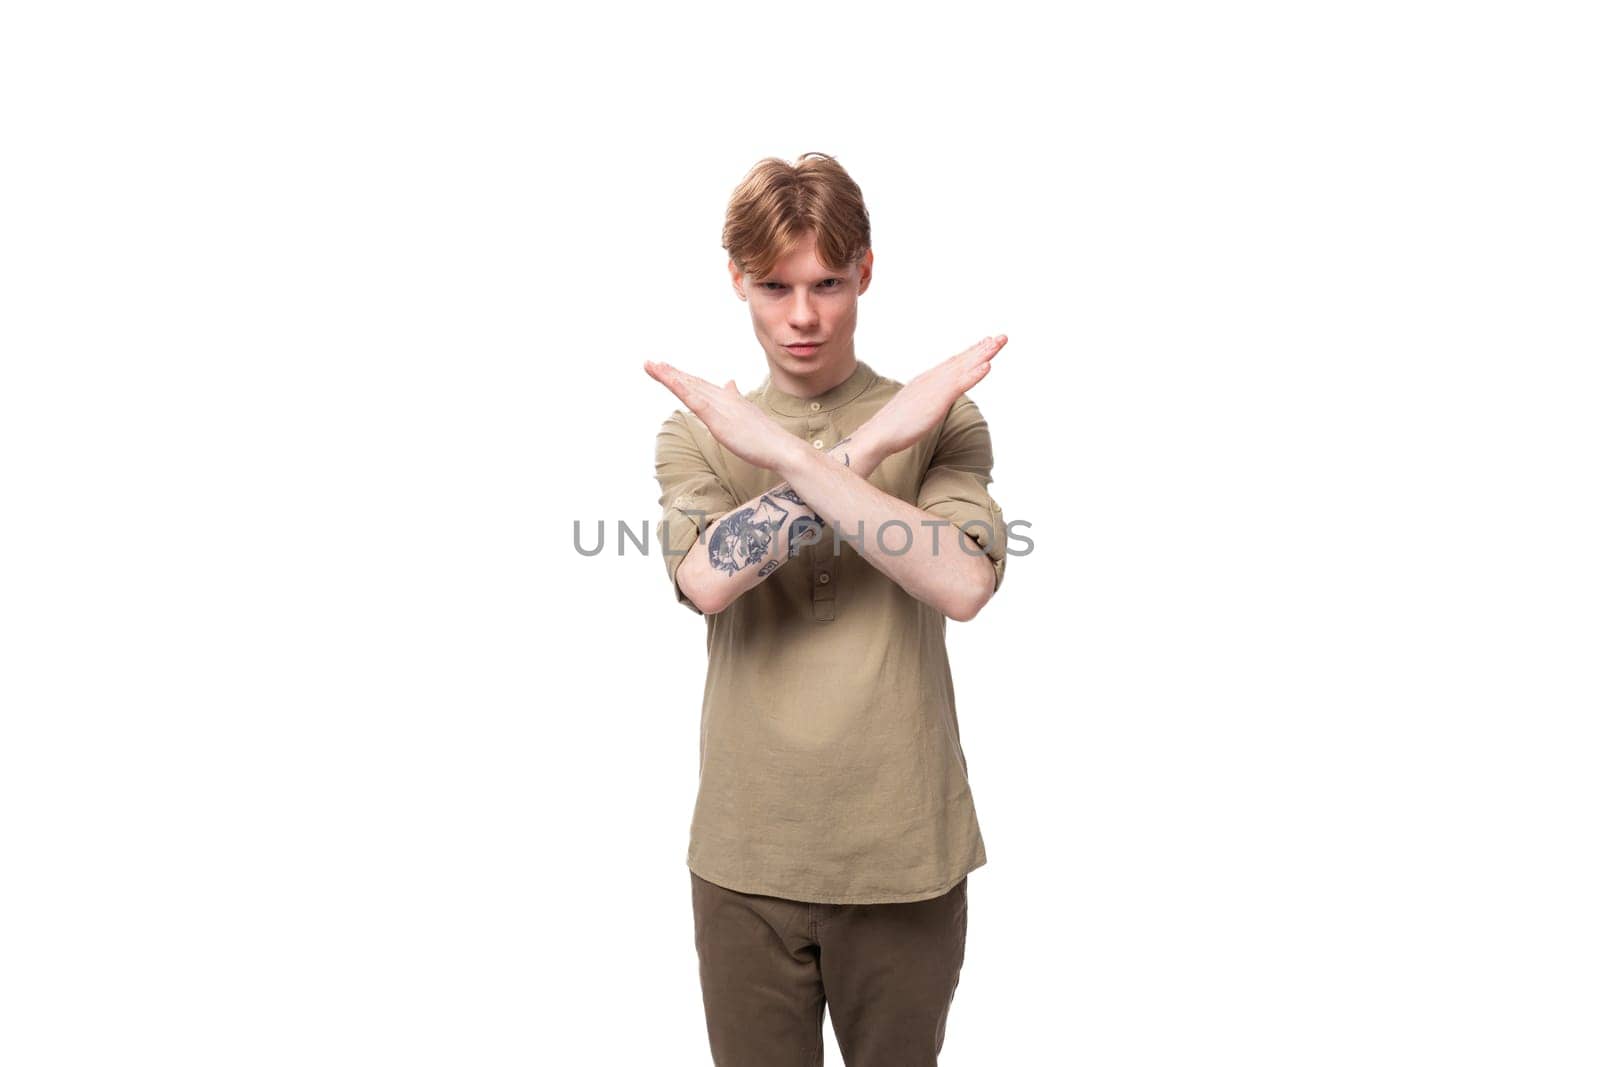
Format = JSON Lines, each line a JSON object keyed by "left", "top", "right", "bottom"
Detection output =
{"left": 788, "top": 515, "right": 824, "bottom": 557}
{"left": 707, "top": 495, "right": 790, "bottom": 574}
{"left": 768, "top": 488, "right": 825, "bottom": 557}
{"left": 702, "top": 435, "right": 851, "bottom": 576}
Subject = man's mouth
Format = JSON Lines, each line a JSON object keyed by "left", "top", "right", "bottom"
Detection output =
{"left": 784, "top": 342, "right": 823, "bottom": 352}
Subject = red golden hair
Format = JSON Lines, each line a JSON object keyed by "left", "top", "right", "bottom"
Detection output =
{"left": 722, "top": 152, "right": 872, "bottom": 280}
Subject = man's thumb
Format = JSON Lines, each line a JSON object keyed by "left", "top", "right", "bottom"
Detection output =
{"left": 724, "top": 379, "right": 739, "bottom": 393}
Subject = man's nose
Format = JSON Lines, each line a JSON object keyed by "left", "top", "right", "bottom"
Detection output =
{"left": 789, "top": 292, "right": 819, "bottom": 326}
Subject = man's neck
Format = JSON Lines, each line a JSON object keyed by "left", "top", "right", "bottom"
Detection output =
{"left": 766, "top": 351, "right": 859, "bottom": 399}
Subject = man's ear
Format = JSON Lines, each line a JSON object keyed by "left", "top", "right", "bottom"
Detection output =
{"left": 857, "top": 248, "right": 874, "bottom": 294}
{"left": 729, "top": 259, "right": 747, "bottom": 302}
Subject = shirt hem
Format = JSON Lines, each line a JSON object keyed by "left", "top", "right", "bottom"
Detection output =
{"left": 686, "top": 853, "right": 985, "bottom": 906}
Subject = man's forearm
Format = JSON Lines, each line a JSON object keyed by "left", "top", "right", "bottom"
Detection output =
{"left": 674, "top": 434, "right": 883, "bottom": 615}
{"left": 775, "top": 437, "right": 996, "bottom": 622}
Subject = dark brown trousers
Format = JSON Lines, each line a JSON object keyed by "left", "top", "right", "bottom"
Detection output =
{"left": 690, "top": 870, "right": 968, "bottom": 1066}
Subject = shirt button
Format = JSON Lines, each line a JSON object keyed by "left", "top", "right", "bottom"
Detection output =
{"left": 818, "top": 572, "right": 831, "bottom": 584}
{"left": 812, "top": 439, "right": 824, "bottom": 449}
{"left": 809, "top": 401, "right": 821, "bottom": 412}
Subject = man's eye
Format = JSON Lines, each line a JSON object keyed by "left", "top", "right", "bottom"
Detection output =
{"left": 761, "top": 280, "right": 839, "bottom": 291}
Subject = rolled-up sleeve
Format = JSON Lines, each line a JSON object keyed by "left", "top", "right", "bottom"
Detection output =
{"left": 916, "top": 395, "right": 1007, "bottom": 593}
{"left": 654, "top": 411, "right": 739, "bottom": 614}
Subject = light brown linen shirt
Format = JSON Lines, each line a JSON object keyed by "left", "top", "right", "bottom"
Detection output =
{"left": 652, "top": 359, "right": 1006, "bottom": 904}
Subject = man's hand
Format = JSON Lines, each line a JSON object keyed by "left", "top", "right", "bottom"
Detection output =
{"left": 861, "top": 335, "right": 1007, "bottom": 457}
{"left": 644, "top": 361, "right": 805, "bottom": 472}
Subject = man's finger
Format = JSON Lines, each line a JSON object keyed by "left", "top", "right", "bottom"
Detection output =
{"left": 946, "top": 338, "right": 989, "bottom": 369}
{"left": 670, "top": 366, "right": 715, "bottom": 394}
{"left": 968, "top": 335, "right": 1006, "bottom": 367}
{"left": 648, "top": 366, "right": 700, "bottom": 409}
{"left": 644, "top": 361, "right": 678, "bottom": 393}
{"left": 654, "top": 361, "right": 700, "bottom": 395}
{"left": 650, "top": 362, "right": 685, "bottom": 392}
{"left": 648, "top": 362, "right": 740, "bottom": 423}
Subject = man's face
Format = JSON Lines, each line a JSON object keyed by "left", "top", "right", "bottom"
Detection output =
{"left": 732, "top": 231, "right": 873, "bottom": 389}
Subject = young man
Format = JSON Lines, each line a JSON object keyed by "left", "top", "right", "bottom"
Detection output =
{"left": 646, "top": 153, "right": 1010, "bottom": 1066}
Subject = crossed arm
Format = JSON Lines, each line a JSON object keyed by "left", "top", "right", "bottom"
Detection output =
{"left": 646, "top": 336, "right": 1007, "bottom": 620}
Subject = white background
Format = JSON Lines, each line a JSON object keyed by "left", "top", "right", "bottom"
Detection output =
{"left": 3, "top": 2, "right": 1596, "bottom": 1064}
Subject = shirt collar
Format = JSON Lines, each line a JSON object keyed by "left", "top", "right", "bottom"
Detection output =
{"left": 759, "top": 359, "right": 878, "bottom": 417}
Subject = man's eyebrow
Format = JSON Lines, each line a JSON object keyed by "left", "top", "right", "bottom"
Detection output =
{"left": 756, "top": 273, "right": 843, "bottom": 283}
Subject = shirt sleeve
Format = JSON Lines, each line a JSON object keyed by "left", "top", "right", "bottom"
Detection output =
{"left": 654, "top": 410, "right": 740, "bottom": 614}
{"left": 916, "top": 394, "right": 1008, "bottom": 593}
